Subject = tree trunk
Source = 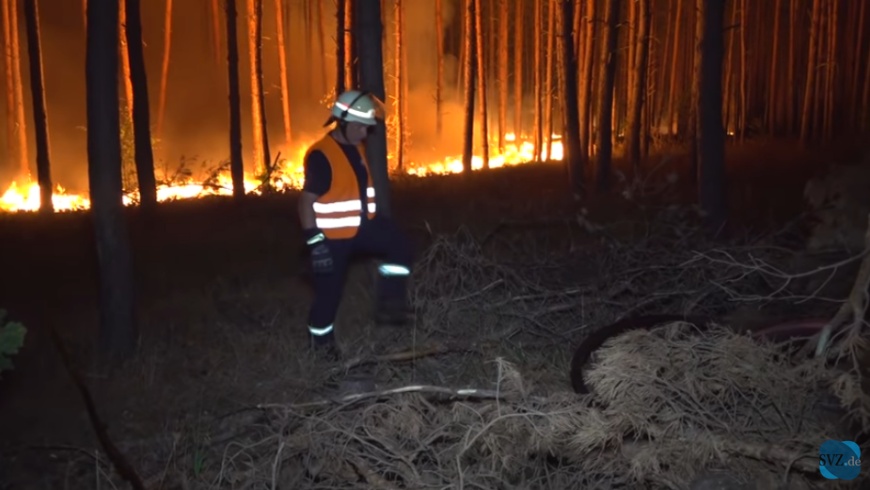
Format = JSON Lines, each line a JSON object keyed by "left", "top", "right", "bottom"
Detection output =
{"left": 697, "top": 0, "right": 727, "bottom": 236}
{"left": 627, "top": 0, "right": 650, "bottom": 172}
{"left": 346, "top": 0, "right": 356, "bottom": 89}
{"left": 513, "top": 0, "right": 523, "bottom": 137}
{"left": 474, "top": 0, "right": 489, "bottom": 169}
{"left": 596, "top": 0, "right": 620, "bottom": 192}
{"left": 766, "top": 0, "right": 781, "bottom": 134}
{"left": 316, "top": 0, "right": 327, "bottom": 95}
{"left": 225, "top": 0, "right": 245, "bottom": 200}
{"left": 118, "top": 0, "right": 134, "bottom": 122}
{"left": 823, "top": 0, "right": 837, "bottom": 141}
{"left": 435, "top": 0, "right": 444, "bottom": 136}
{"left": 23, "top": 0, "right": 53, "bottom": 214}
{"left": 558, "top": 0, "right": 583, "bottom": 196}
{"left": 245, "top": 0, "right": 265, "bottom": 172}
{"left": 274, "top": 0, "right": 292, "bottom": 147}
{"left": 86, "top": 0, "right": 138, "bottom": 364}
{"left": 210, "top": 0, "right": 222, "bottom": 66}
{"left": 336, "top": 0, "right": 346, "bottom": 95}
{"left": 2, "top": 0, "right": 16, "bottom": 170}
{"left": 533, "top": 0, "right": 542, "bottom": 160}
{"left": 738, "top": 0, "right": 746, "bottom": 142}
{"left": 461, "top": 0, "right": 476, "bottom": 174}
{"left": 156, "top": 0, "right": 172, "bottom": 142}
{"left": 354, "top": 0, "right": 391, "bottom": 216}
{"left": 850, "top": 0, "right": 865, "bottom": 129}
{"left": 786, "top": 0, "right": 796, "bottom": 135}
{"left": 497, "top": 0, "right": 508, "bottom": 151}
{"left": 394, "top": 0, "right": 405, "bottom": 171}
{"left": 579, "top": 0, "right": 595, "bottom": 163}
{"left": 543, "top": 1, "right": 555, "bottom": 159}
{"left": 689, "top": 0, "right": 702, "bottom": 181}
{"left": 254, "top": 0, "right": 270, "bottom": 175}
{"left": 125, "top": 0, "right": 158, "bottom": 211}
{"left": 10, "top": 0, "right": 27, "bottom": 177}
{"left": 666, "top": 0, "right": 683, "bottom": 135}
{"left": 799, "top": 0, "right": 820, "bottom": 144}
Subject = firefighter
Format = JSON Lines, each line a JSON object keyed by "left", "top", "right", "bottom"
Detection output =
{"left": 297, "top": 89, "right": 414, "bottom": 358}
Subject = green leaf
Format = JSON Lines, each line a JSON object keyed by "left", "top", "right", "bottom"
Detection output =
{"left": 0, "top": 309, "right": 27, "bottom": 376}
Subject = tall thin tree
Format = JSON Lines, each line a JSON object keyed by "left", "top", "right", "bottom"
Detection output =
{"left": 125, "top": 0, "right": 158, "bottom": 211}
{"left": 354, "top": 0, "right": 392, "bottom": 216}
{"left": 697, "top": 0, "right": 727, "bottom": 235}
{"left": 473, "top": 0, "right": 489, "bottom": 169}
{"left": 461, "top": 0, "right": 477, "bottom": 174}
{"left": 558, "top": 0, "right": 583, "bottom": 196}
{"left": 596, "top": 0, "right": 620, "bottom": 192}
{"left": 23, "top": 0, "right": 53, "bottom": 213}
{"left": 225, "top": 0, "right": 245, "bottom": 199}
{"left": 86, "top": 0, "right": 138, "bottom": 363}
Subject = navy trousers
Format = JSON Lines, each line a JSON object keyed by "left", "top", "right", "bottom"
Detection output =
{"left": 306, "top": 216, "right": 413, "bottom": 338}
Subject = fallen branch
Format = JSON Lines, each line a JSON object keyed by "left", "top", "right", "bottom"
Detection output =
{"left": 258, "top": 384, "right": 514, "bottom": 412}
{"left": 813, "top": 212, "right": 870, "bottom": 358}
{"left": 326, "top": 342, "right": 478, "bottom": 378}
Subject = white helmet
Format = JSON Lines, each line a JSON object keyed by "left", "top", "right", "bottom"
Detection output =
{"left": 326, "top": 89, "right": 386, "bottom": 126}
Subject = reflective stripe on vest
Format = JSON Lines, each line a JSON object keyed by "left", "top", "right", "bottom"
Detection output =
{"left": 303, "top": 136, "right": 377, "bottom": 240}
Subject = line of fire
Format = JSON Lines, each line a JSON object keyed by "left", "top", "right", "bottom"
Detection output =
{"left": 2, "top": 1, "right": 870, "bottom": 489}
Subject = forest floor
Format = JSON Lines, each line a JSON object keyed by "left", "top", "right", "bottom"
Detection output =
{"left": 0, "top": 138, "right": 868, "bottom": 489}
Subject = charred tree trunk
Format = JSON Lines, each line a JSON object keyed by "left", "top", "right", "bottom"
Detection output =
{"left": 497, "top": 0, "right": 508, "bottom": 151}
{"left": 786, "top": 0, "right": 796, "bottom": 135}
{"left": 578, "top": 0, "right": 595, "bottom": 163}
{"left": 2, "top": 0, "right": 16, "bottom": 170}
{"left": 435, "top": 0, "right": 444, "bottom": 136}
{"left": 737, "top": 0, "right": 746, "bottom": 142}
{"left": 543, "top": 1, "right": 555, "bottom": 159}
{"left": 474, "top": 0, "right": 489, "bottom": 169}
{"left": 336, "top": 0, "right": 346, "bottom": 95}
{"left": 697, "top": 0, "right": 727, "bottom": 236}
{"left": 666, "top": 0, "right": 683, "bottom": 135}
{"left": 689, "top": 0, "right": 702, "bottom": 182}
{"left": 800, "top": 0, "right": 821, "bottom": 144}
{"left": 558, "top": 0, "right": 583, "bottom": 196}
{"left": 23, "top": 0, "right": 53, "bottom": 213}
{"left": 461, "top": 0, "right": 477, "bottom": 174}
{"left": 254, "top": 0, "right": 270, "bottom": 174}
{"left": 3, "top": 0, "right": 28, "bottom": 177}
{"left": 245, "top": 0, "right": 265, "bottom": 172}
{"left": 118, "top": 0, "right": 134, "bottom": 145}
{"left": 354, "top": 0, "right": 391, "bottom": 215}
{"left": 533, "top": 0, "right": 542, "bottom": 160}
{"left": 596, "top": 0, "right": 620, "bottom": 192}
{"left": 766, "top": 0, "right": 781, "bottom": 134}
{"left": 210, "top": 0, "right": 222, "bottom": 67}
{"left": 125, "top": 0, "right": 158, "bottom": 211}
{"left": 274, "top": 0, "right": 292, "bottom": 146}
{"left": 513, "top": 0, "right": 523, "bottom": 137}
{"left": 627, "top": 0, "right": 650, "bottom": 172}
{"left": 10, "top": 0, "right": 27, "bottom": 177}
{"left": 86, "top": 0, "right": 138, "bottom": 363}
{"left": 225, "top": 0, "right": 245, "bottom": 199}
{"left": 394, "top": 0, "right": 405, "bottom": 171}
{"left": 346, "top": 0, "right": 356, "bottom": 89}
{"left": 156, "top": 0, "right": 172, "bottom": 142}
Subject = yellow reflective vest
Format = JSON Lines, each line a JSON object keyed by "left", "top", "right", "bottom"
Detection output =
{"left": 304, "top": 134, "right": 377, "bottom": 240}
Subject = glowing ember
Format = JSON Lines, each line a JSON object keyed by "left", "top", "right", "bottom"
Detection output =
{"left": 0, "top": 134, "right": 563, "bottom": 213}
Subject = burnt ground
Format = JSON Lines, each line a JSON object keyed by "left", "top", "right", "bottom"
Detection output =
{"left": 0, "top": 138, "right": 865, "bottom": 488}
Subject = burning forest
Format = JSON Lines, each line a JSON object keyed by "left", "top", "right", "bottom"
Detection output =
{"left": 1, "top": 1, "right": 870, "bottom": 489}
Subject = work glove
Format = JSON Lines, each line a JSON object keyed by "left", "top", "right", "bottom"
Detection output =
{"left": 304, "top": 228, "right": 333, "bottom": 275}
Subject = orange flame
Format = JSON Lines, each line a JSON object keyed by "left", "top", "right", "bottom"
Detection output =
{"left": 0, "top": 133, "right": 563, "bottom": 213}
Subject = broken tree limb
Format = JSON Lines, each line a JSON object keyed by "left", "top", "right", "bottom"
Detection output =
{"left": 814, "top": 212, "right": 870, "bottom": 358}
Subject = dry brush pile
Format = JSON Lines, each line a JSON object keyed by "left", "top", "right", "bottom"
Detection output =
{"left": 112, "top": 197, "right": 870, "bottom": 490}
